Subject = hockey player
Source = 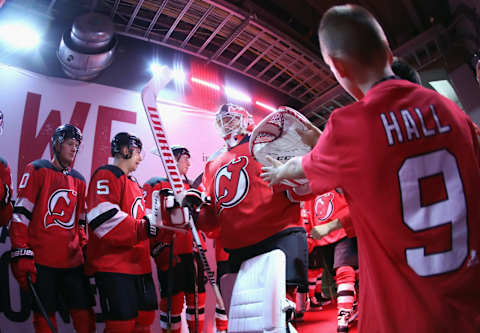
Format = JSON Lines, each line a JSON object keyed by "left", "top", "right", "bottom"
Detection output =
{"left": 86, "top": 132, "right": 159, "bottom": 333}
{"left": 0, "top": 110, "right": 13, "bottom": 226}
{"left": 305, "top": 190, "right": 358, "bottom": 332}
{"left": 195, "top": 104, "right": 310, "bottom": 326}
{"left": 145, "top": 145, "right": 206, "bottom": 333}
{"left": 10, "top": 124, "right": 95, "bottom": 333}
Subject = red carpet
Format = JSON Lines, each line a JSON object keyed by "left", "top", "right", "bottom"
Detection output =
{"left": 295, "top": 303, "right": 358, "bottom": 333}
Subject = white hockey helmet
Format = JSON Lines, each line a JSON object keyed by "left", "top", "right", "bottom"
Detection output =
{"left": 216, "top": 104, "right": 254, "bottom": 147}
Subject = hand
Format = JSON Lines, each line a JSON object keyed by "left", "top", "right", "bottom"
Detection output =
{"left": 260, "top": 155, "right": 285, "bottom": 186}
{"left": 144, "top": 215, "right": 159, "bottom": 237}
{"left": 10, "top": 248, "right": 36, "bottom": 290}
{"left": 311, "top": 219, "right": 341, "bottom": 240}
{"left": 295, "top": 120, "right": 322, "bottom": 148}
{"left": 181, "top": 189, "right": 211, "bottom": 210}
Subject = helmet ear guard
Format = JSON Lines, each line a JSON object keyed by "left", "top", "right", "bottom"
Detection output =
{"left": 111, "top": 132, "right": 143, "bottom": 159}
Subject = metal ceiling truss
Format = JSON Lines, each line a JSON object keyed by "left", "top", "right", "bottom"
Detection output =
{"left": 100, "top": 0, "right": 337, "bottom": 106}
{"left": 10, "top": 0, "right": 456, "bottom": 130}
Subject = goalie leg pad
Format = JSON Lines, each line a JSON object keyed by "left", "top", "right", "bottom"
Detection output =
{"left": 227, "top": 249, "right": 291, "bottom": 333}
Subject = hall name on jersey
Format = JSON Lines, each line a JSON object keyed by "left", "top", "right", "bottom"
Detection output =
{"left": 380, "top": 104, "right": 451, "bottom": 146}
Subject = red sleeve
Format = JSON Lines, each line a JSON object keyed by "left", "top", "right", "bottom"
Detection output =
{"left": 10, "top": 164, "right": 40, "bottom": 249}
{"left": 196, "top": 204, "right": 218, "bottom": 232}
{"left": 86, "top": 169, "right": 147, "bottom": 247}
{"left": 302, "top": 115, "right": 343, "bottom": 195}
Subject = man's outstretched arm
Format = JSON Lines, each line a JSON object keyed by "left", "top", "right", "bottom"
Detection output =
{"left": 260, "top": 156, "right": 305, "bottom": 186}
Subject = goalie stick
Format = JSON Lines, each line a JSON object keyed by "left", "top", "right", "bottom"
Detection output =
{"left": 140, "top": 66, "right": 226, "bottom": 314}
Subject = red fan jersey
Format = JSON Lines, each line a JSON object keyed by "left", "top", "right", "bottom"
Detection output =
{"left": 305, "top": 190, "right": 349, "bottom": 246}
{"left": 144, "top": 177, "right": 194, "bottom": 257}
{"left": 0, "top": 156, "right": 13, "bottom": 226}
{"left": 302, "top": 79, "right": 480, "bottom": 332}
{"left": 10, "top": 160, "right": 87, "bottom": 268}
{"left": 197, "top": 138, "right": 302, "bottom": 249}
{"left": 86, "top": 165, "right": 151, "bottom": 275}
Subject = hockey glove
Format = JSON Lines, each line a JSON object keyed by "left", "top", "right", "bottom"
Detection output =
{"left": 181, "top": 189, "right": 211, "bottom": 210}
{"left": 143, "top": 215, "right": 159, "bottom": 238}
{"left": 10, "top": 248, "right": 36, "bottom": 290}
{"left": 156, "top": 188, "right": 189, "bottom": 227}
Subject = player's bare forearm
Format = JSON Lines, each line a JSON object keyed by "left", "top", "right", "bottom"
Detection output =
{"left": 311, "top": 218, "right": 341, "bottom": 240}
{"left": 260, "top": 156, "right": 305, "bottom": 186}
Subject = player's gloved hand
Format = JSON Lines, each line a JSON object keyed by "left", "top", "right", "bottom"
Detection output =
{"left": 181, "top": 189, "right": 211, "bottom": 210}
{"left": 10, "top": 248, "right": 36, "bottom": 290}
{"left": 159, "top": 188, "right": 178, "bottom": 209}
{"left": 143, "top": 214, "right": 159, "bottom": 237}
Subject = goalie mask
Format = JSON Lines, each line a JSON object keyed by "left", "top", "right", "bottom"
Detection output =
{"left": 216, "top": 104, "right": 254, "bottom": 148}
{"left": 111, "top": 132, "right": 143, "bottom": 159}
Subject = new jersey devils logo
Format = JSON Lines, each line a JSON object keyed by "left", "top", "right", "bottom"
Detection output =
{"left": 132, "top": 197, "right": 145, "bottom": 219}
{"left": 214, "top": 156, "right": 249, "bottom": 211}
{"left": 44, "top": 189, "right": 78, "bottom": 229}
{"left": 314, "top": 192, "right": 334, "bottom": 221}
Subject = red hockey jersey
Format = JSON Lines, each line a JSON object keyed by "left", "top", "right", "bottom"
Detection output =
{"left": 197, "top": 139, "right": 302, "bottom": 249}
{"left": 10, "top": 160, "right": 87, "bottom": 268}
{"left": 304, "top": 190, "right": 350, "bottom": 246}
{"left": 302, "top": 79, "right": 480, "bottom": 331}
{"left": 144, "top": 177, "right": 193, "bottom": 256}
{"left": 0, "top": 156, "right": 13, "bottom": 226}
{"left": 86, "top": 165, "right": 151, "bottom": 275}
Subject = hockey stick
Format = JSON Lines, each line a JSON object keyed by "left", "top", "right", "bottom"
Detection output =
{"left": 27, "top": 274, "right": 58, "bottom": 333}
{"left": 141, "top": 67, "right": 226, "bottom": 312}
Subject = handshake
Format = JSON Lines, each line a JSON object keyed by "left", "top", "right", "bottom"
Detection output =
{"left": 145, "top": 188, "right": 211, "bottom": 234}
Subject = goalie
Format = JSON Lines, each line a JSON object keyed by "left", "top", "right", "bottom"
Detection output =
{"left": 195, "top": 104, "right": 312, "bottom": 330}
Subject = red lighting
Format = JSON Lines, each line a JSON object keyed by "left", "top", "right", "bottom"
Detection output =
{"left": 255, "top": 101, "right": 277, "bottom": 112}
{"left": 191, "top": 77, "right": 221, "bottom": 90}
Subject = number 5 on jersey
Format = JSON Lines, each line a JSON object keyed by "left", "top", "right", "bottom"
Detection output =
{"left": 97, "top": 179, "right": 110, "bottom": 195}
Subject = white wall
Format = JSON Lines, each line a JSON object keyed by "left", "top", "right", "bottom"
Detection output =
{"left": 0, "top": 63, "right": 223, "bottom": 332}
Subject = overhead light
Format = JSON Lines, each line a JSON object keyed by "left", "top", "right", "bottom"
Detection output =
{"left": 191, "top": 77, "right": 221, "bottom": 90}
{"left": 172, "top": 69, "right": 186, "bottom": 84}
{"left": 225, "top": 86, "right": 252, "bottom": 103}
{"left": 255, "top": 101, "right": 277, "bottom": 112}
{"left": 150, "top": 62, "right": 165, "bottom": 76}
{"left": 0, "top": 22, "right": 40, "bottom": 49}
{"left": 429, "top": 80, "right": 464, "bottom": 109}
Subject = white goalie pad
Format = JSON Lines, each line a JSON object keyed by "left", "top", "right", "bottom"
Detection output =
{"left": 249, "top": 106, "right": 312, "bottom": 187}
{"left": 224, "top": 249, "right": 295, "bottom": 333}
